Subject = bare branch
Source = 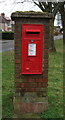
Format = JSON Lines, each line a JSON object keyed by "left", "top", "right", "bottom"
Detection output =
{"left": 53, "top": 2, "right": 64, "bottom": 17}
{"left": 39, "top": 2, "right": 45, "bottom": 12}
{"left": 32, "top": 0, "right": 45, "bottom": 12}
{"left": 41, "top": 2, "right": 47, "bottom": 9}
{"left": 33, "top": 1, "right": 39, "bottom": 7}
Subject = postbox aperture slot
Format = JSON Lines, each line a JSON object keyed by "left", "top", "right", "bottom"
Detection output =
{"left": 26, "top": 32, "right": 39, "bottom": 34}
{"left": 26, "top": 29, "right": 40, "bottom": 34}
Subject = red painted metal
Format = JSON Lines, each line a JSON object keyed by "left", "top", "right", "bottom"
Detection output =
{"left": 21, "top": 24, "right": 44, "bottom": 74}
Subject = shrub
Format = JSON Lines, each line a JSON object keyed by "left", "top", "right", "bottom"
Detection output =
{"left": 2, "top": 31, "right": 14, "bottom": 40}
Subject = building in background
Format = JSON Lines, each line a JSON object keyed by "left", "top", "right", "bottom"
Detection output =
{"left": 54, "top": 12, "right": 63, "bottom": 35}
{"left": 0, "top": 13, "right": 14, "bottom": 31}
{"left": 0, "top": 11, "right": 62, "bottom": 33}
{"left": 54, "top": 12, "right": 62, "bottom": 28}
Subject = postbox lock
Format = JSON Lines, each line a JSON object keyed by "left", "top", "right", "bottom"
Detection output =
{"left": 31, "top": 40, "right": 34, "bottom": 42}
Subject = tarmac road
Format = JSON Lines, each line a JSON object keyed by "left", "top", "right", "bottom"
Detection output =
{"left": 0, "top": 40, "right": 14, "bottom": 52}
{"left": 0, "top": 34, "right": 63, "bottom": 53}
{"left": 54, "top": 34, "right": 63, "bottom": 40}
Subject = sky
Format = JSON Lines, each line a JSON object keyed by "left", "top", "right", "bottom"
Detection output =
{"left": 0, "top": 0, "right": 62, "bottom": 27}
{"left": 0, "top": 0, "right": 42, "bottom": 18}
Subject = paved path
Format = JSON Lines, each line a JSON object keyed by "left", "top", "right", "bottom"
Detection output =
{"left": 0, "top": 34, "right": 63, "bottom": 53}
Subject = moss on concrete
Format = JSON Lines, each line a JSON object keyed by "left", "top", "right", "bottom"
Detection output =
{"left": 14, "top": 113, "right": 41, "bottom": 118}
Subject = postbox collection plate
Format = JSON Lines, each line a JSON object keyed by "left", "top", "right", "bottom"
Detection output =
{"left": 21, "top": 24, "right": 44, "bottom": 74}
{"left": 28, "top": 43, "right": 36, "bottom": 56}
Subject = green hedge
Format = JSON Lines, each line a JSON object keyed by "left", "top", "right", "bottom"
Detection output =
{"left": 2, "top": 32, "right": 14, "bottom": 40}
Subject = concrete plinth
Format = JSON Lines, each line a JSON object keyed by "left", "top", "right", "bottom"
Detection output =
{"left": 13, "top": 92, "right": 48, "bottom": 118}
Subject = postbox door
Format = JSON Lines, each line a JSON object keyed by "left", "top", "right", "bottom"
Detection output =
{"left": 21, "top": 24, "right": 44, "bottom": 74}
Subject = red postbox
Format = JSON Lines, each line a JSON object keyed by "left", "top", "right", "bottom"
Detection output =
{"left": 21, "top": 24, "right": 44, "bottom": 74}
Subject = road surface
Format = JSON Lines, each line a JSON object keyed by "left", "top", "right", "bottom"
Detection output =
{"left": 54, "top": 34, "right": 63, "bottom": 40}
{"left": 0, "top": 35, "right": 63, "bottom": 53}
{"left": 0, "top": 40, "right": 14, "bottom": 52}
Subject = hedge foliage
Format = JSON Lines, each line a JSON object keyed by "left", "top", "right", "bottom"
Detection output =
{"left": 2, "top": 31, "right": 14, "bottom": 40}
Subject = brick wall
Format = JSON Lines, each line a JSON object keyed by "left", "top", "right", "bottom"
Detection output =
{"left": 14, "top": 24, "right": 49, "bottom": 95}
{"left": 11, "top": 12, "right": 52, "bottom": 114}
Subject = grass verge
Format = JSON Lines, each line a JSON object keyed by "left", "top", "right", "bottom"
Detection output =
{"left": 2, "top": 39, "right": 63, "bottom": 118}
{"left": 2, "top": 51, "right": 14, "bottom": 118}
{"left": 41, "top": 39, "right": 63, "bottom": 118}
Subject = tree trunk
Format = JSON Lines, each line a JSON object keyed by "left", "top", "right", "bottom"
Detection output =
{"left": 49, "top": 19, "right": 56, "bottom": 52}
{"left": 63, "top": 5, "right": 65, "bottom": 44}
{"left": 63, "top": 14, "right": 65, "bottom": 44}
{"left": 59, "top": 3, "right": 65, "bottom": 44}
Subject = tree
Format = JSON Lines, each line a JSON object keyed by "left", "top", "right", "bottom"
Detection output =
{"left": 59, "top": 2, "right": 65, "bottom": 44}
{"left": 53, "top": 2, "right": 65, "bottom": 45}
{"left": 32, "top": 1, "right": 64, "bottom": 51}
{"left": 14, "top": 0, "right": 65, "bottom": 49}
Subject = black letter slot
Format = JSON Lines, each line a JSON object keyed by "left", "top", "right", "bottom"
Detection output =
{"left": 26, "top": 29, "right": 40, "bottom": 34}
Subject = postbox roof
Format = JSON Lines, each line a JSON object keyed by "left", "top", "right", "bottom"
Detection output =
{"left": 11, "top": 11, "right": 53, "bottom": 20}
